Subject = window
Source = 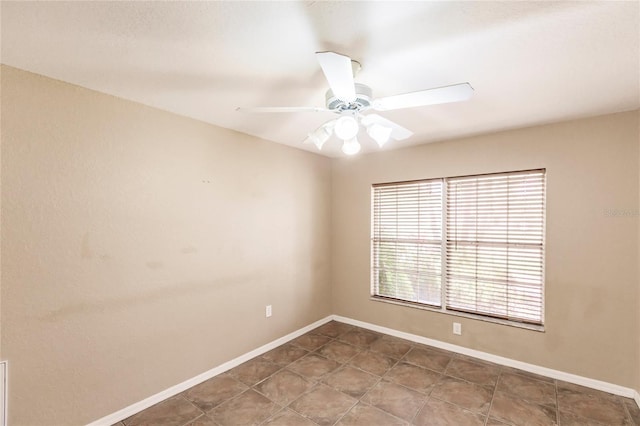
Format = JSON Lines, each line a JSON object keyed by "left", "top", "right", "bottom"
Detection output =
{"left": 371, "top": 169, "right": 545, "bottom": 326}
{"left": 372, "top": 179, "right": 443, "bottom": 306}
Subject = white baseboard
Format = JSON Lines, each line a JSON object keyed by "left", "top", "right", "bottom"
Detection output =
{"left": 88, "top": 313, "right": 640, "bottom": 425}
{"left": 86, "top": 316, "right": 333, "bottom": 426}
{"left": 332, "top": 315, "right": 639, "bottom": 403}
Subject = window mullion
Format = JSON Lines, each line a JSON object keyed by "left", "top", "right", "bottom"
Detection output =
{"left": 441, "top": 178, "right": 448, "bottom": 310}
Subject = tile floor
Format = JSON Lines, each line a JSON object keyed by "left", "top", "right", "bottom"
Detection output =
{"left": 115, "top": 321, "right": 640, "bottom": 426}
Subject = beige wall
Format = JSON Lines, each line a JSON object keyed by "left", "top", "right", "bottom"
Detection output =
{"left": 332, "top": 111, "right": 640, "bottom": 389}
{"left": 0, "top": 66, "right": 332, "bottom": 425}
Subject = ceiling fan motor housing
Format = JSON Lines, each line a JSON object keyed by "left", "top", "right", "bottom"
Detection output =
{"left": 326, "top": 83, "right": 372, "bottom": 113}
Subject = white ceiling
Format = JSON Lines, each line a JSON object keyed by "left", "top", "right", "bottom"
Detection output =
{"left": 1, "top": 1, "right": 639, "bottom": 157}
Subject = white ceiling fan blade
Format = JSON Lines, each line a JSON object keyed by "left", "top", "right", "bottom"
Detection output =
{"left": 361, "top": 114, "right": 413, "bottom": 141}
{"left": 316, "top": 51, "right": 357, "bottom": 103}
{"left": 373, "top": 83, "right": 474, "bottom": 111}
{"left": 236, "top": 106, "right": 331, "bottom": 113}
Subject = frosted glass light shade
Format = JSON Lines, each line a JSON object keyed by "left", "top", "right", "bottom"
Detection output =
{"left": 334, "top": 116, "right": 359, "bottom": 140}
{"left": 341, "top": 137, "right": 361, "bottom": 155}
{"left": 367, "top": 123, "right": 392, "bottom": 147}
{"left": 309, "top": 126, "right": 331, "bottom": 150}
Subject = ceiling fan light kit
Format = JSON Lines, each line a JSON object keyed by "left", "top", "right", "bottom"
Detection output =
{"left": 238, "top": 51, "right": 474, "bottom": 155}
{"left": 334, "top": 116, "right": 360, "bottom": 140}
{"left": 341, "top": 137, "right": 361, "bottom": 155}
{"left": 366, "top": 122, "right": 393, "bottom": 147}
{"left": 306, "top": 124, "right": 332, "bottom": 150}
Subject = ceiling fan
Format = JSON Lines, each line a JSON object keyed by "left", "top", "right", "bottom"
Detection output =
{"left": 237, "top": 52, "right": 474, "bottom": 155}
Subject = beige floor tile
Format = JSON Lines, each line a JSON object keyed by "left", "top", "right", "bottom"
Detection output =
{"left": 254, "top": 369, "right": 314, "bottom": 405}
{"left": 261, "top": 343, "right": 309, "bottom": 366}
{"left": 557, "top": 381, "right": 619, "bottom": 400}
{"left": 489, "top": 391, "right": 557, "bottom": 426}
{"left": 338, "top": 329, "right": 381, "bottom": 348}
{"left": 430, "top": 376, "right": 492, "bottom": 414}
{"left": 316, "top": 340, "right": 361, "bottom": 363}
{"left": 558, "top": 410, "right": 612, "bottom": 426}
{"left": 263, "top": 408, "right": 318, "bottom": 426}
{"left": 208, "top": 389, "right": 280, "bottom": 426}
{"left": 337, "top": 402, "right": 407, "bottom": 425}
{"left": 445, "top": 358, "right": 500, "bottom": 388}
{"left": 403, "top": 347, "right": 452, "bottom": 373}
{"left": 413, "top": 398, "right": 485, "bottom": 426}
{"left": 313, "top": 321, "right": 354, "bottom": 338}
{"left": 497, "top": 372, "right": 556, "bottom": 407}
{"left": 289, "top": 384, "right": 358, "bottom": 426}
{"left": 348, "top": 350, "right": 397, "bottom": 376}
{"left": 184, "top": 414, "right": 218, "bottom": 426}
{"left": 229, "top": 358, "right": 281, "bottom": 386}
{"left": 323, "top": 365, "right": 380, "bottom": 398}
{"left": 623, "top": 398, "right": 640, "bottom": 424}
{"left": 182, "top": 373, "right": 248, "bottom": 411}
{"left": 124, "top": 395, "right": 203, "bottom": 426}
{"left": 368, "top": 335, "right": 412, "bottom": 359}
{"left": 291, "top": 333, "right": 333, "bottom": 351}
{"left": 383, "top": 362, "right": 441, "bottom": 394}
{"left": 485, "top": 418, "right": 511, "bottom": 426}
{"left": 557, "top": 385, "right": 631, "bottom": 425}
{"left": 500, "top": 366, "right": 555, "bottom": 384}
{"left": 288, "top": 353, "right": 340, "bottom": 381}
{"left": 360, "top": 380, "right": 425, "bottom": 422}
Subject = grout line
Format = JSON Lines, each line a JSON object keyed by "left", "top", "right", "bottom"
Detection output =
{"left": 370, "top": 401, "right": 411, "bottom": 425}
{"left": 554, "top": 377, "right": 560, "bottom": 426}
{"left": 620, "top": 397, "right": 635, "bottom": 426}
{"left": 329, "top": 397, "right": 358, "bottom": 426}
{"left": 257, "top": 406, "right": 286, "bottom": 426}
{"left": 408, "top": 392, "right": 429, "bottom": 425}
{"left": 177, "top": 411, "right": 205, "bottom": 426}
{"left": 179, "top": 394, "right": 206, "bottom": 418}
{"left": 287, "top": 385, "right": 321, "bottom": 420}
{"left": 483, "top": 369, "right": 501, "bottom": 426}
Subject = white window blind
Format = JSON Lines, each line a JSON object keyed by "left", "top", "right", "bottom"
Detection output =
{"left": 372, "top": 179, "right": 443, "bottom": 306}
{"left": 371, "top": 169, "right": 546, "bottom": 326}
{"left": 446, "top": 170, "right": 545, "bottom": 324}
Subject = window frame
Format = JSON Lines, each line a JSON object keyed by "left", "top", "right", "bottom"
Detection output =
{"left": 370, "top": 169, "right": 546, "bottom": 331}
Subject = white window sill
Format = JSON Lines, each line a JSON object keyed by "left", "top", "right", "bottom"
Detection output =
{"left": 370, "top": 296, "right": 545, "bottom": 332}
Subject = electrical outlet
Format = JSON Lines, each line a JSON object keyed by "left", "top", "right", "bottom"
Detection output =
{"left": 453, "top": 322, "right": 462, "bottom": 335}
{"left": 265, "top": 305, "right": 272, "bottom": 318}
